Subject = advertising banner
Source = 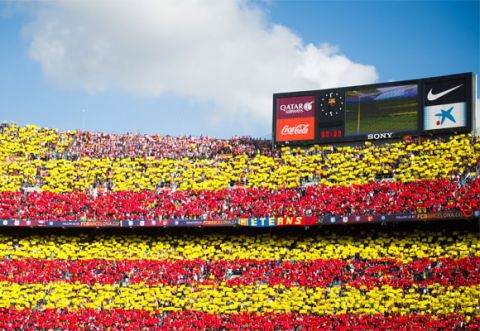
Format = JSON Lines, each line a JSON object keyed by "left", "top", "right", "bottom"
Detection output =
{"left": 122, "top": 219, "right": 204, "bottom": 227}
{"left": 121, "top": 220, "right": 165, "bottom": 227}
{"left": 318, "top": 210, "right": 476, "bottom": 225}
{"left": 0, "top": 220, "right": 120, "bottom": 227}
{"left": 424, "top": 78, "right": 466, "bottom": 107}
{"left": 0, "top": 209, "right": 478, "bottom": 228}
{"left": 423, "top": 76, "right": 468, "bottom": 132}
{"left": 52, "top": 221, "right": 82, "bottom": 227}
{"left": 0, "top": 220, "right": 34, "bottom": 227}
{"left": 237, "top": 217, "right": 277, "bottom": 227}
{"left": 276, "top": 117, "right": 315, "bottom": 142}
{"left": 168, "top": 219, "right": 204, "bottom": 227}
{"left": 78, "top": 220, "right": 119, "bottom": 227}
{"left": 277, "top": 95, "right": 315, "bottom": 119}
{"left": 276, "top": 216, "right": 316, "bottom": 226}
{"left": 415, "top": 210, "right": 467, "bottom": 220}
{"left": 202, "top": 219, "right": 236, "bottom": 227}
{"left": 424, "top": 102, "right": 466, "bottom": 130}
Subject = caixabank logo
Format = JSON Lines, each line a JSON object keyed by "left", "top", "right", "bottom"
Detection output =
{"left": 424, "top": 78, "right": 467, "bottom": 131}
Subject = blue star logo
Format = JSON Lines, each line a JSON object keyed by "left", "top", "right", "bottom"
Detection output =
{"left": 435, "top": 107, "right": 455, "bottom": 125}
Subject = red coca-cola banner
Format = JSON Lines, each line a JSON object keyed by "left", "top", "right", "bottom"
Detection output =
{"left": 277, "top": 95, "right": 315, "bottom": 119}
{"left": 276, "top": 117, "right": 315, "bottom": 141}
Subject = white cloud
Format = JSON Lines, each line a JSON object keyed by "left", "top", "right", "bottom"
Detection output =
{"left": 24, "top": 0, "right": 378, "bottom": 132}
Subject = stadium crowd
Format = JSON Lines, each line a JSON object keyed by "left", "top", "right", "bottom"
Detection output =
{"left": 0, "top": 122, "right": 270, "bottom": 161}
{"left": 0, "top": 123, "right": 478, "bottom": 329}
{"left": 0, "top": 122, "right": 479, "bottom": 223}
{"left": 64, "top": 130, "right": 271, "bottom": 160}
{"left": 0, "top": 227, "right": 477, "bottom": 329}
{"left": 1, "top": 122, "right": 479, "bottom": 193}
{"left": 0, "top": 178, "right": 478, "bottom": 221}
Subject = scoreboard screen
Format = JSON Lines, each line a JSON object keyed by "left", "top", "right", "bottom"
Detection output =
{"left": 272, "top": 73, "right": 475, "bottom": 145}
{"left": 345, "top": 84, "right": 418, "bottom": 136}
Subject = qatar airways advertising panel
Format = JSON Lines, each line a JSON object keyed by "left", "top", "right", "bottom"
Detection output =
{"left": 277, "top": 95, "right": 315, "bottom": 119}
{"left": 276, "top": 117, "right": 315, "bottom": 141}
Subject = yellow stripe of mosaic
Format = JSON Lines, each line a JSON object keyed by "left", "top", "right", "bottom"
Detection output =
{"left": 0, "top": 134, "right": 478, "bottom": 192}
{"left": 0, "top": 232, "right": 477, "bottom": 262}
{"left": 0, "top": 282, "right": 478, "bottom": 316}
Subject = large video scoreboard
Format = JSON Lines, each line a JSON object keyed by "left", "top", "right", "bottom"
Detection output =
{"left": 273, "top": 73, "right": 476, "bottom": 145}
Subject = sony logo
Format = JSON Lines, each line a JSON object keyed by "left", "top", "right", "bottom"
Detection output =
{"left": 367, "top": 132, "right": 393, "bottom": 140}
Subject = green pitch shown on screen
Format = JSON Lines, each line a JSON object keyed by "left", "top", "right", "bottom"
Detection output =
{"left": 345, "top": 84, "right": 418, "bottom": 135}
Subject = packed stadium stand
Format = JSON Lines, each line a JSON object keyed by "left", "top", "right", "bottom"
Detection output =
{"left": 0, "top": 123, "right": 479, "bottom": 220}
{"left": 0, "top": 122, "right": 478, "bottom": 329}
{"left": 0, "top": 224, "right": 478, "bottom": 330}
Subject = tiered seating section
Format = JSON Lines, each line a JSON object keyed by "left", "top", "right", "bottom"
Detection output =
{"left": 0, "top": 122, "right": 478, "bottom": 329}
{"left": 0, "top": 178, "right": 478, "bottom": 220}
{"left": 0, "top": 227, "right": 477, "bottom": 329}
{"left": 0, "top": 122, "right": 479, "bottom": 222}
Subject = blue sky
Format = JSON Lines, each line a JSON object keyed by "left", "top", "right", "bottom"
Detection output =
{"left": 0, "top": 0, "right": 478, "bottom": 138}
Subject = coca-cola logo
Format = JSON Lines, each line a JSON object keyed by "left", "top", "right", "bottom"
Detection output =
{"left": 281, "top": 124, "right": 310, "bottom": 135}
{"left": 276, "top": 117, "right": 315, "bottom": 141}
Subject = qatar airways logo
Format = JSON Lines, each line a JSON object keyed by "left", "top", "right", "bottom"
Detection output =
{"left": 281, "top": 124, "right": 310, "bottom": 135}
{"left": 280, "top": 101, "right": 314, "bottom": 114}
{"left": 277, "top": 96, "right": 315, "bottom": 119}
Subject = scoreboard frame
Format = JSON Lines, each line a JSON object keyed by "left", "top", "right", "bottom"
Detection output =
{"left": 272, "top": 72, "right": 476, "bottom": 146}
